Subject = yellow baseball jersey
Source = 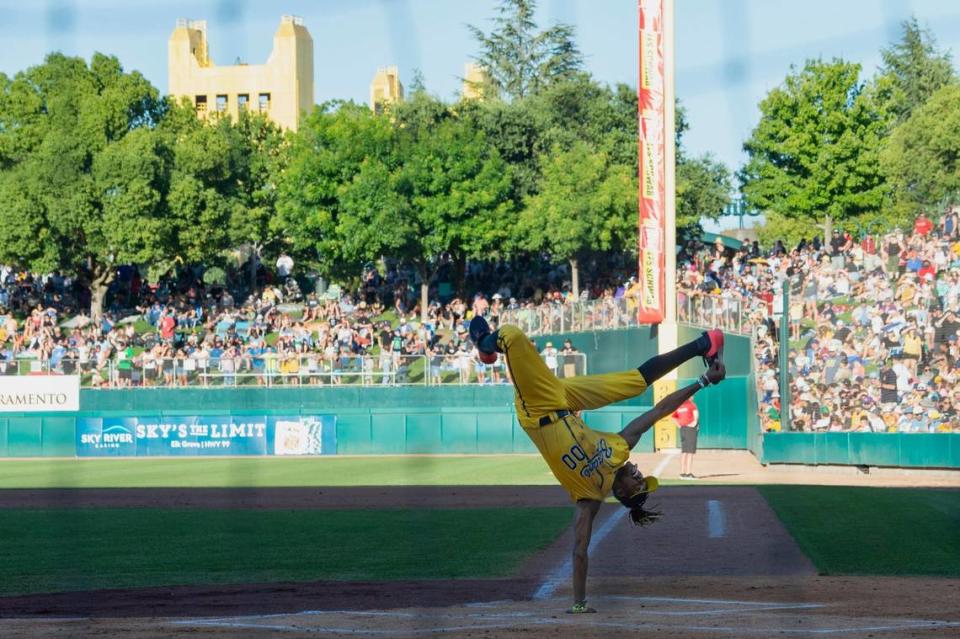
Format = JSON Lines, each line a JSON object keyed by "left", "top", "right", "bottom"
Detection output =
{"left": 495, "top": 324, "right": 648, "bottom": 502}
{"left": 526, "top": 414, "right": 631, "bottom": 501}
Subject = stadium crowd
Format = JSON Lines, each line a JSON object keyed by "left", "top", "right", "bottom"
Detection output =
{"left": 8, "top": 206, "right": 960, "bottom": 433}
{"left": 0, "top": 256, "right": 603, "bottom": 388}
{"left": 677, "top": 209, "right": 960, "bottom": 433}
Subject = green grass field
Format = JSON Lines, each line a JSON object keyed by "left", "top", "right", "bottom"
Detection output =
{"left": 0, "top": 456, "right": 558, "bottom": 488}
{"left": 2, "top": 459, "right": 957, "bottom": 594}
{"left": 759, "top": 485, "right": 960, "bottom": 577}
{"left": 0, "top": 507, "right": 573, "bottom": 596}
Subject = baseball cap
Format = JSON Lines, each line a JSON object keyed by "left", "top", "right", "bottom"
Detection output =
{"left": 642, "top": 476, "right": 660, "bottom": 493}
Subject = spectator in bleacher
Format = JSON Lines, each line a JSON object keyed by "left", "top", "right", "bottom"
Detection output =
{"left": 541, "top": 341, "right": 559, "bottom": 374}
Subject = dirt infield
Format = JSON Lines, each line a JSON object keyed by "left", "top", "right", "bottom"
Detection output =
{"left": 1, "top": 452, "right": 958, "bottom": 638}
{"left": 3, "top": 577, "right": 959, "bottom": 638}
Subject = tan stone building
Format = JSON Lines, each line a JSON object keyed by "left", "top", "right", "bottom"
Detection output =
{"left": 168, "top": 15, "right": 313, "bottom": 131}
{"left": 369, "top": 66, "right": 403, "bottom": 113}
{"left": 461, "top": 63, "right": 492, "bottom": 101}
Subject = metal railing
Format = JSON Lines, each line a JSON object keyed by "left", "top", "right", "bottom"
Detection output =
{"left": 498, "top": 298, "right": 640, "bottom": 336}
{"left": 497, "top": 294, "right": 749, "bottom": 336}
{"left": 677, "top": 291, "right": 750, "bottom": 335}
{"left": 0, "top": 353, "right": 588, "bottom": 389}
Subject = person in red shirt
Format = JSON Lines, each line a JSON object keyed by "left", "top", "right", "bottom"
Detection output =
{"left": 917, "top": 260, "right": 936, "bottom": 282}
{"left": 159, "top": 309, "right": 177, "bottom": 345}
{"left": 914, "top": 214, "right": 933, "bottom": 236}
{"left": 758, "top": 289, "right": 774, "bottom": 316}
{"left": 673, "top": 398, "right": 700, "bottom": 479}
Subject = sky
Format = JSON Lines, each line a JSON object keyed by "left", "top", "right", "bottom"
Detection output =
{"left": 2, "top": 0, "right": 960, "bottom": 230}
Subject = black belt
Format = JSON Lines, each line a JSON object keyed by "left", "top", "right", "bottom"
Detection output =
{"left": 538, "top": 410, "right": 571, "bottom": 427}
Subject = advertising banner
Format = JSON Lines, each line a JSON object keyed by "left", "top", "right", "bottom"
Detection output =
{"left": 76, "top": 414, "right": 337, "bottom": 457}
{"left": 0, "top": 375, "right": 80, "bottom": 412}
{"left": 637, "top": 0, "right": 666, "bottom": 323}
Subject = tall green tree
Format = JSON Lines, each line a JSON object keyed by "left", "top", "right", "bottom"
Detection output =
{"left": 520, "top": 142, "right": 636, "bottom": 298}
{"left": 740, "top": 59, "right": 891, "bottom": 239}
{"left": 881, "top": 83, "right": 960, "bottom": 220}
{"left": 397, "top": 115, "right": 514, "bottom": 312}
{"left": 460, "top": 97, "right": 542, "bottom": 201}
{"left": 879, "top": 16, "right": 956, "bottom": 123}
{"left": 530, "top": 80, "right": 731, "bottom": 233}
{"left": 459, "top": 74, "right": 636, "bottom": 204}
{"left": 274, "top": 101, "right": 396, "bottom": 280}
{"left": 344, "top": 101, "right": 515, "bottom": 316}
{"left": 467, "top": 0, "right": 583, "bottom": 101}
{"left": 528, "top": 74, "right": 637, "bottom": 164}
{"left": 162, "top": 107, "right": 236, "bottom": 271}
{"left": 0, "top": 53, "right": 170, "bottom": 319}
{"left": 676, "top": 155, "right": 732, "bottom": 231}
{"left": 227, "top": 113, "right": 286, "bottom": 290}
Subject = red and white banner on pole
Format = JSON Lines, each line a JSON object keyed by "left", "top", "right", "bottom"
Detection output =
{"left": 637, "top": 0, "right": 666, "bottom": 324}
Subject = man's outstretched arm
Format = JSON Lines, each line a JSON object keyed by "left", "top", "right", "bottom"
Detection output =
{"left": 619, "top": 362, "right": 724, "bottom": 449}
{"left": 570, "top": 499, "right": 602, "bottom": 611}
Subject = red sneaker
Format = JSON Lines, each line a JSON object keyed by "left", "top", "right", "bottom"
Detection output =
{"left": 703, "top": 329, "right": 724, "bottom": 366}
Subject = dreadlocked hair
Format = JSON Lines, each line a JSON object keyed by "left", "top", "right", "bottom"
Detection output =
{"left": 628, "top": 504, "right": 662, "bottom": 527}
{"left": 613, "top": 468, "right": 662, "bottom": 527}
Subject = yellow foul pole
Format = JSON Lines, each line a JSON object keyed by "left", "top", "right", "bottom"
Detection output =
{"left": 653, "top": 0, "right": 678, "bottom": 450}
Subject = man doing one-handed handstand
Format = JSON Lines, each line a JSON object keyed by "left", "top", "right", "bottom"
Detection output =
{"left": 469, "top": 317, "right": 725, "bottom": 613}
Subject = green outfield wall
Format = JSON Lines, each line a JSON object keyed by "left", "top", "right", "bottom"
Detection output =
{"left": 19, "top": 326, "right": 951, "bottom": 469}
{"left": 0, "top": 387, "right": 655, "bottom": 457}
{"left": 0, "top": 325, "right": 757, "bottom": 459}
{"left": 761, "top": 432, "right": 960, "bottom": 468}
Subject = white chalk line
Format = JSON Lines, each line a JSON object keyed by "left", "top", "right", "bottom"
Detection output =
{"left": 172, "top": 609, "right": 417, "bottom": 625}
{"left": 15, "top": 616, "right": 90, "bottom": 622}
{"left": 178, "top": 618, "right": 557, "bottom": 635}
{"left": 550, "top": 595, "right": 827, "bottom": 618}
{"left": 170, "top": 592, "right": 960, "bottom": 637}
{"left": 174, "top": 607, "right": 960, "bottom": 637}
{"left": 531, "top": 507, "right": 625, "bottom": 600}
{"left": 609, "top": 604, "right": 828, "bottom": 617}
{"left": 576, "top": 619, "right": 960, "bottom": 635}
{"left": 463, "top": 599, "right": 514, "bottom": 608}
{"left": 177, "top": 600, "right": 823, "bottom": 625}
{"left": 532, "top": 451, "right": 678, "bottom": 601}
{"left": 604, "top": 595, "right": 824, "bottom": 606}
{"left": 707, "top": 498, "right": 726, "bottom": 538}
